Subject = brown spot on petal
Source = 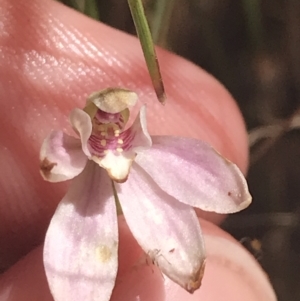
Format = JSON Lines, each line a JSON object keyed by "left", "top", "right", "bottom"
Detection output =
{"left": 186, "top": 260, "right": 206, "bottom": 294}
{"left": 96, "top": 245, "right": 112, "bottom": 263}
{"left": 40, "top": 158, "right": 57, "bottom": 178}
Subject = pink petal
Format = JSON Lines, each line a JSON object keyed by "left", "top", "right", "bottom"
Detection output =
{"left": 163, "top": 222, "right": 277, "bottom": 301}
{"left": 117, "top": 162, "right": 205, "bottom": 293}
{"left": 69, "top": 108, "right": 92, "bottom": 156}
{"left": 136, "top": 136, "right": 252, "bottom": 213}
{"left": 44, "top": 162, "right": 118, "bottom": 301}
{"left": 130, "top": 105, "right": 152, "bottom": 152}
{"left": 40, "top": 131, "right": 87, "bottom": 182}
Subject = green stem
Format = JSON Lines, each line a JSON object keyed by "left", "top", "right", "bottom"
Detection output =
{"left": 127, "top": 0, "right": 166, "bottom": 104}
{"left": 111, "top": 181, "right": 123, "bottom": 215}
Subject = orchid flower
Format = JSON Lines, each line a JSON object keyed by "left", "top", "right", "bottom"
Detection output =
{"left": 40, "top": 88, "right": 252, "bottom": 301}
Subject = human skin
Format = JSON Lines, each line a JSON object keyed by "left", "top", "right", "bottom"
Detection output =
{"left": 0, "top": 0, "right": 276, "bottom": 300}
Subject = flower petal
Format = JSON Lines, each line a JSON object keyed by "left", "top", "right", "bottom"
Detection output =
{"left": 87, "top": 87, "right": 138, "bottom": 113}
{"left": 94, "top": 150, "right": 134, "bottom": 183}
{"left": 135, "top": 136, "right": 252, "bottom": 213}
{"left": 69, "top": 108, "right": 92, "bottom": 156}
{"left": 40, "top": 131, "right": 87, "bottom": 182}
{"left": 44, "top": 162, "right": 118, "bottom": 301}
{"left": 117, "top": 162, "right": 205, "bottom": 293}
{"left": 130, "top": 105, "right": 152, "bottom": 152}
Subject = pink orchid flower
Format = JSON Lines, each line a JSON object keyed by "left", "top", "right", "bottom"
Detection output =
{"left": 40, "top": 88, "right": 252, "bottom": 301}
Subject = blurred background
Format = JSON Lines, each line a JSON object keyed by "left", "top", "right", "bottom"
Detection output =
{"left": 59, "top": 1, "right": 300, "bottom": 300}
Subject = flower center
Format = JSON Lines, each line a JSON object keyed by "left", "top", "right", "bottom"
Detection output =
{"left": 87, "top": 109, "right": 134, "bottom": 158}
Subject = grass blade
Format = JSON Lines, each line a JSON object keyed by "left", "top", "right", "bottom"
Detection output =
{"left": 128, "top": 0, "right": 166, "bottom": 104}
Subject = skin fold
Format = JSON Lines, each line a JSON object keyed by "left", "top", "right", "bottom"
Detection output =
{"left": 0, "top": 0, "right": 275, "bottom": 300}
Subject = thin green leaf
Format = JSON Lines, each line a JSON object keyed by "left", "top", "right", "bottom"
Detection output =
{"left": 128, "top": 0, "right": 166, "bottom": 104}
{"left": 112, "top": 180, "right": 123, "bottom": 215}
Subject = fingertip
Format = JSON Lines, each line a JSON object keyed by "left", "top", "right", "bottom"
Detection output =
{"left": 164, "top": 219, "right": 277, "bottom": 301}
{"left": 112, "top": 217, "right": 276, "bottom": 301}
{"left": 111, "top": 265, "right": 165, "bottom": 301}
{"left": 0, "top": 216, "right": 165, "bottom": 301}
{"left": 113, "top": 216, "right": 165, "bottom": 301}
{"left": 113, "top": 217, "right": 276, "bottom": 301}
{"left": 116, "top": 217, "right": 276, "bottom": 301}
{"left": 0, "top": 217, "right": 276, "bottom": 301}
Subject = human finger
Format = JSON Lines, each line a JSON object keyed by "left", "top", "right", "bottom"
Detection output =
{"left": 0, "top": 0, "right": 248, "bottom": 269}
{"left": 0, "top": 218, "right": 275, "bottom": 301}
